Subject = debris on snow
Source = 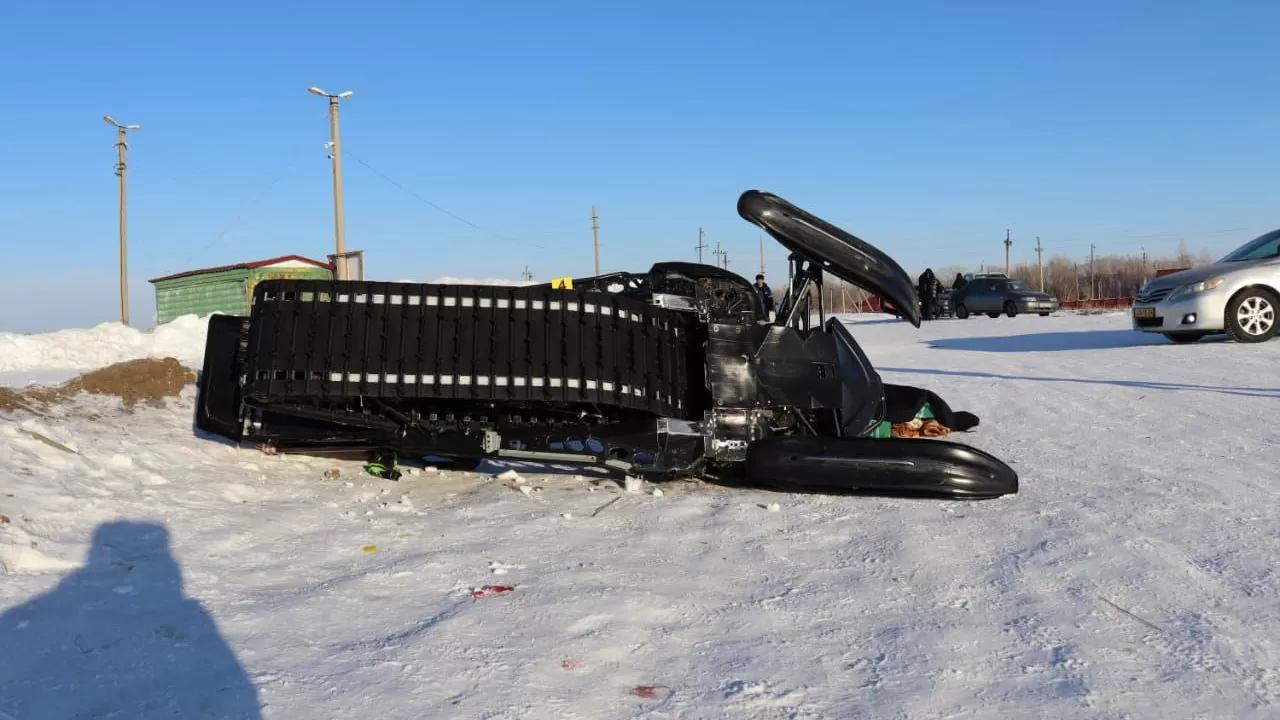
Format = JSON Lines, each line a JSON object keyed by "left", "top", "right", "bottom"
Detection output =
{"left": 591, "top": 496, "right": 621, "bottom": 517}
{"left": 631, "top": 685, "right": 669, "bottom": 700}
{"left": 488, "top": 561, "right": 525, "bottom": 575}
{"left": 15, "top": 428, "right": 76, "bottom": 454}
{"left": 624, "top": 476, "right": 645, "bottom": 493}
{"left": 472, "top": 584, "right": 516, "bottom": 599}
{"left": 651, "top": 488, "right": 664, "bottom": 497}
{"left": 496, "top": 469, "right": 525, "bottom": 483}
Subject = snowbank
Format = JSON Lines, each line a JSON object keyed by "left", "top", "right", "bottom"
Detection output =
{"left": 0, "top": 314, "right": 209, "bottom": 387}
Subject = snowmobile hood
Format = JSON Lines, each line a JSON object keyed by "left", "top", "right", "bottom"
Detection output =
{"left": 736, "top": 190, "right": 922, "bottom": 327}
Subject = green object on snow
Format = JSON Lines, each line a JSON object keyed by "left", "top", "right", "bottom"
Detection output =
{"left": 365, "top": 452, "right": 402, "bottom": 480}
{"left": 869, "top": 402, "right": 936, "bottom": 438}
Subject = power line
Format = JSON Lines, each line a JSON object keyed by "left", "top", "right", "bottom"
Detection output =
{"left": 343, "top": 150, "right": 544, "bottom": 249}
{"left": 167, "top": 156, "right": 304, "bottom": 271}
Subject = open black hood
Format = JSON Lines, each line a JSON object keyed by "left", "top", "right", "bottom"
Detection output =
{"left": 737, "top": 190, "right": 921, "bottom": 327}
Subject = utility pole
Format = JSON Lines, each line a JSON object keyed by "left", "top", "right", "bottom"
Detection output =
{"left": 759, "top": 235, "right": 765, "bottom": 276}
{"left": 1141, "top": 245, "right": 1148, "bottom": 279}
{"left": 1089, "top": 243, "right": 1096, "bottom": 299}
{"left": 1004, "top": 229, "right": 1012, "bottom": 276}
{"left": 591, "top": 205, "right": 601, "bottom": 275}
{"left": 521, "top": 265, "right": 533, "bottom": 281}
{"left": 695, "top": 227, "right": 707, "bottom": 263}
{"left": 308, "top": 86, "right": 354, "bottom": 279}
{"left": 104, "top": 116, "right": 141, "bottom": 326}
{"left": 1035, "top": 236, "right": 1044, "bottom": 292}
{"left": 713, "top": 242, "right": 726, "bottom": 268}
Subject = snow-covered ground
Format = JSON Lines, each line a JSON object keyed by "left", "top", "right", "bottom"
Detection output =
{"left": 2, "top": 311, "right": 1279, "bottom": 719}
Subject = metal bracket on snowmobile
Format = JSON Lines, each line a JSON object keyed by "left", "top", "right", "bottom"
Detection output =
{"left": 192, "top": 190, "right": 1018, "bottom": 499}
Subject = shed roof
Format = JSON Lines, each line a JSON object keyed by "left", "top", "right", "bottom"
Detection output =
{"left": 148, "top": 255, "right": 334, "bottom": 284}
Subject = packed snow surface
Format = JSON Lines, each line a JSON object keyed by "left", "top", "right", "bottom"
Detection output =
{"left": 2, "top": 311, "right": 1279, "bottom": 718}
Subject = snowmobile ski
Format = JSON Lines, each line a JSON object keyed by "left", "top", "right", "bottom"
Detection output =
{"left": 740, "top": 435, "right": 1018, "bottom": 499}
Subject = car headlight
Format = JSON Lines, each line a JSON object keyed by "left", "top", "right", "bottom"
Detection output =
{"left": 1168, "top": 277, "right": 1224, "bottom": 300}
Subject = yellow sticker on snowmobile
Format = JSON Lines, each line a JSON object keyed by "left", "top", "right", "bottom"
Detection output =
{"left": 551, "top": 277, "right": 574, "bottom": 289}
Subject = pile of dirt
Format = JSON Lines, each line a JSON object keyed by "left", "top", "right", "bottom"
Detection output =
{"left": 0, "top": 357, "right": 198, "bottom": 413}
{"left": 0, "top": 387, "right": 35, "bottom": 413}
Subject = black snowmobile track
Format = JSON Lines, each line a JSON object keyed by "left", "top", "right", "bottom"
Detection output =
{"left": 238, "top": 279, "right": 702, "bottom": 419}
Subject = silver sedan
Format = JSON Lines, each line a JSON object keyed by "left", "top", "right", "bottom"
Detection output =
{"left": 1131, "top": 229, "right": 1280, "bottom": 343}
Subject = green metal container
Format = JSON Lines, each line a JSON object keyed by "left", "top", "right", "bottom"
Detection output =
{"left": 149, "top": 255, "right": 333, "bottom": 325}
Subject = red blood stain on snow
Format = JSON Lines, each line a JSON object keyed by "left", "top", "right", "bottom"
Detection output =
{"left": 631, "top": 685, "right": 667, "bottom": 699}
{"left": 560, "top": 659, "right": 583, "bottom": 671}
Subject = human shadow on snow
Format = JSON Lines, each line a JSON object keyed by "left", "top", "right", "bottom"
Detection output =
{"left": 0, "top": 521, "right": 262, "bottom": 719}
{"left": 880, "top": 366, "right": 1280, "bottom": 399}
{"left": 926, "top": 329, "right": 1230, "bottom": 353}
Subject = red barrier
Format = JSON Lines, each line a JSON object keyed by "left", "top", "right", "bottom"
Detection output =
{"left": 1058, "top": 297, "right": 1133, "bottom": 310}
{"left": 852, "top": 295, "right": 1138, "bottom": 313}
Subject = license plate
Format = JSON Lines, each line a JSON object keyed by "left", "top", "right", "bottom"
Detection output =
{"left": 1133, "top": 307, "right": 1155, "bottom": 318}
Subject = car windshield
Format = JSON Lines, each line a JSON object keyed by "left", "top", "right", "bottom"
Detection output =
{"left": 993, "top": 279, "right": 1030, "bottom": 291}
{"left": 1219, "top": 229, "right": 1280, "bottom": 262}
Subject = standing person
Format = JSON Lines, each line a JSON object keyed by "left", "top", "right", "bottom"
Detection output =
{"left": 952, "top": 272, "right": 967, "bottom": 291}
{"left": 917, "top": 268, "right": 938, "bottom": 320}
{"left": 754, "top": 274, "right": 775, "bottom": 319}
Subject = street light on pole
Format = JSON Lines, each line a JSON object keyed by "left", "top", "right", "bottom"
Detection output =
{"left": 308, "top": 86, "right": 354, "bottom": 279}
{"left": 104, "top": 115, "right": 141, "bottom": 326}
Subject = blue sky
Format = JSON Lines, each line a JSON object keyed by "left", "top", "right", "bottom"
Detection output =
{"left": 1, "top": 0, "right": 1278, "bottom": 331}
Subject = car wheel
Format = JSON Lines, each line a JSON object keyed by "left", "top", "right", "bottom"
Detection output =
{"left": 1163, "top": 332, "right": 1206, "bottom": 344}
{"left": 955, "top": 304, "right": 969, "bottom": 319}
{"left": 1225, "top": 288, "right": 1279, "bottom": 343}
{"left": 1004, "top": 301, "right": 1017, "bottom": 318}
{"left": 1038, "top": 312, "right": 1050, "bottom": 317}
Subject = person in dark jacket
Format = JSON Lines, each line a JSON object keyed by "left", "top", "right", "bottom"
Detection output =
{"left": 754, "top": 274, "right": 775, "bottom": 317}
{"left": 917, "top": 268, "right": 940, "bottom": 320}
{"left": 952, "top": 273, "right": 967, "bottom": 291}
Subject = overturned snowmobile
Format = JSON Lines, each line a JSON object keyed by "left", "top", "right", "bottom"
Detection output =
{"left": 194, "top": 190, "right": 1018, "bottom": 499}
